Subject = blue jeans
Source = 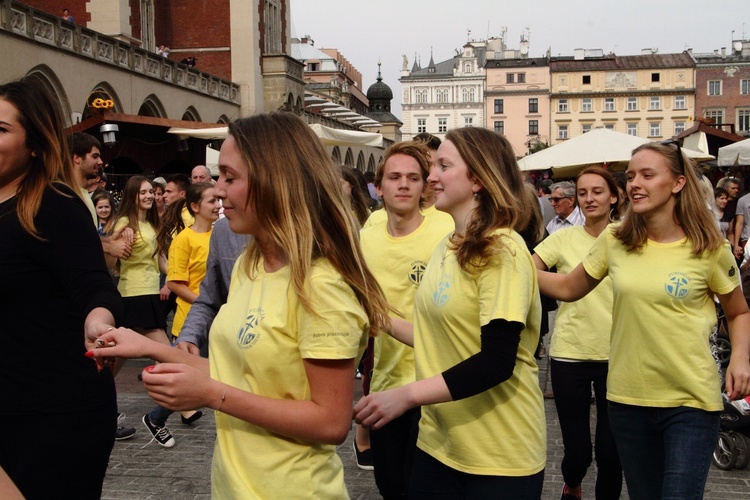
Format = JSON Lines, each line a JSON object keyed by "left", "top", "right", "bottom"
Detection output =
{"left": 608, "top": 402, "right": 720, "bottom": 500}
{"left": 409, "top": 448, "right": 544, "bottom": 499}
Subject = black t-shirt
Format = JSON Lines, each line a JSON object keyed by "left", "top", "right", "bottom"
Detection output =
{"left": 0, "top": 184, "right": 122, "bottom": 415}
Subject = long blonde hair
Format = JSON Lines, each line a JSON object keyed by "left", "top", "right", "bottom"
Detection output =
{"left": 615, "top": 142, "right": 723, "bottom": 254}
{"left": 229, "top": 113, "right": 390, "bottom": 336}
{"left": 443, "top": 127, "right": 530, "bottom": 272}
{"left": 0, "top": 78, "right": 78, "bottom": 239}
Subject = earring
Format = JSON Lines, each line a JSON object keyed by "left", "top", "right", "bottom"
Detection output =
{"left": 473, "top": 192, "right": 479, "bottom": 199}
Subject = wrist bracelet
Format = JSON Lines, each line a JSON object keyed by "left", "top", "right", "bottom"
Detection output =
{"left": 215, "top": 385, "right": 228, "bottom": 412}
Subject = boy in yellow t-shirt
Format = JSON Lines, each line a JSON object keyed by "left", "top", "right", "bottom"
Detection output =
{"left": 361, "top": 141, "right": 453, "bottom": 497}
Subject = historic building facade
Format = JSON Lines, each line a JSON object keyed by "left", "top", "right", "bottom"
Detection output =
{"left": 485, "top": 56, "right": 550, "bottom": 157}
{"left": 693, "top": 40, "right": 750, "bottom": 136}
{"left": 549, "top": 51, "right": 696, "bottom": 144}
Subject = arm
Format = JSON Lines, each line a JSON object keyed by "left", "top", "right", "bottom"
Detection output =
{"left": 101, "top": 227, "right": 132, "bottom": 260}
{"left": 387, "top": 317, "right": 414, "bottom": 347}
{"left": 537, "top": 262, "right": 600, "bottom": 302}
{"left": 734, "top": 214, "right": 745, "bottom": 259}
{"left": 142, "top": 357, "right": 356, "bottom": 444}
{"left": 167, "top": 280, "right": 198, "bottom": 304}
{"left": 718, "top": 287, "right": 750, "bottom": 400}
{"left": 87, "top": 326, "right": 209, "bottom": 373}
{"left": 532, "top": 253, "right": 549, "bottom": 272}
{"left": 354, "top": 319, "right": 521, "bottom": 429}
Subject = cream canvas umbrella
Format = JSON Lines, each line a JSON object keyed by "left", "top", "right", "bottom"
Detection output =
{"left": 517, "top": 128, "right": 713, "bottom": 178}
{"left": 718, "top": 139, "right": 750, "bottom": 166}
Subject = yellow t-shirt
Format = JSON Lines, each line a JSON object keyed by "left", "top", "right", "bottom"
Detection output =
{"left": 167, "top": 227, "right": 212, "bottom": 337}
{"left": 362, "top": 207, "right": 387, "bottom": 229}
{"left": 181, "top": 206, "right": 195, "bottom": 228}
{"left": 362, "top": 204, "right": 453, "bottom": 230}
{"left": 534, "top": 226, "right": 613, "bottom": 361}
{"left": 113, "top": 218, "right": 159, "bottom": 297}
{"left": 583, "top": 229, "right": 739, "bottom": 411}
{"left": 208, "top": 256, "right": 369, "bottom": 499}
{"left": 80, "top": 188, "right": 97, "bottom": 227}
{"left": 361, "top": 214, "right": 454, "bottom": 393}
{"left": 414, "top": 229, "right": 546, "bottom": 476}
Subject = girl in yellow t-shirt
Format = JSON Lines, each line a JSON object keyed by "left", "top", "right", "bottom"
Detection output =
{"left": 112, "top": 176, "right": 168, "bottom": 345}
{"left": 538, "top": 142, "right": 750, "bottom": 499}
{"left": 87, "top": 113, "right": 390, "bottom": 498}
{"left": 533, "top": 166, "right": 622, "bottom": 499}
{"left": 167, "top": 182, "right": 219, "bottom": 338}
{"left": 355, "top": 127, "right": 546, "bottom": 497}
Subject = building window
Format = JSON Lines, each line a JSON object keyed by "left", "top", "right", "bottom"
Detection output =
{"left": 461, "top": 87, "right": 475, "bottom": 102}
{"left": 528, "top": 98, "right": 538, "bottom": 113}
{"left": 651, "top": 72, "right": 660, "bottom": 82}
{"left": 438, "top": 117, "right": 448, "bottom": 133}
{"left": 674, "top": 122, "right": 686, "bottom": 135}
{"left": 507, "top": 73, "right": 515, "bottom": 83}
{"left": 604, "top": 123, "right": 615, "bottom": 130}
{"left": 415, "top": 89, "right": 428, "bottom": 104}
{"left": 649, "top": 97, "right": 661, "bottom": 110}
{"left": 494, "top": 99, "right": 504, "bottom": 114}
{"left": 464, "top": 62, "right": 472, "bottom": 73}
{"left": 741, "top": 80, "right": 750, "bottom": 95}
{"left": 674, "top": 95, "right": 686, "bottom": 110}
{"left": 582, "top": 98, "right": 593, "bottom": 112}
{"left": 518, "top": 73, "right": 526, "bottom": 83}
{"left": 494, "top": 121, "right": 504, "bottom": 135}
{"left": 649, "top": 122, "right": 661, "bottom": 137}
{"left": 558, "top": 99, "right": 569, "bottom": 112}
{"left": 708, "top": 80, "right": 722, "bottom": 96}
{"left": 582, "top": 124, "right": 592, "bottom": 134}
{"left": 604, "top": 98, "right": 615, "bottom": 111}
{"left": 738, "top": 109, "right": 750, "bottom": 133}
{"left": 436, "top": 88, "right": 449, "bottom": 103}
{"left": 705, "top": 109, "right": 724, "bottom": 124}
{"left": 627, "top": 123, "right": 638, "bottom": 136}
{"left": 464, "top": 117, "right": 474, "bottom": 127}
{"left": 529, "top": 120, "right": 539, "bottom": 135}
{"left": 627, "top": 97, "right": 638, "bottom": 111}
{"left": 582, "top": 75, "right": 591, "bottom": 85}
{"left": 307, "top": 62, "right": 319, "bottom": 71}
{"left": 558, "top": 125, "right": 569, "bottom": 139}
{"left": 417, "top": 118, "right": 427, "bottom": 133}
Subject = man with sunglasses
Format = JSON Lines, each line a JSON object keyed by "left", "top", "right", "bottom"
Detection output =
{"left": 546, "top": 181, "right": 584, "bottom": 235}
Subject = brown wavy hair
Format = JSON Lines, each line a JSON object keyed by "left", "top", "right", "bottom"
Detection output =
{"left": 443, "top": 127, "right": 529, "bottom": 272}
{"left": 0, "top": 78, "right": 78, "bottom": 239}
{"left": 615, "top": 142, "right": 722, "bottom": 254}
{"left": 228, "top": 113, "right": 390, "bottom": 337}
{"left": 111, "top": 176, "right": 160, "bottom": 238}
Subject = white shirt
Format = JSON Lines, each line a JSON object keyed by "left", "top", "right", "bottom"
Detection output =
{"left": 546, "top": 206, "right": 584, "bottom": 235}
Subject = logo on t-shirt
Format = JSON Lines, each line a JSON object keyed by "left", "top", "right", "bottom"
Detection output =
{"left": 409, "top": 260, "right": 428, "bottom": 286}
{"left": 432, "top": 275, "right": 454, "bottom": 307}
{"left": 729, "top": 266, "right": 736, "bottom": 278}
{"left": 664, "top": 272, "right": 690, "bottom": 299}
{"left": 237, "top": 308, "right": 264, "bottom": 349}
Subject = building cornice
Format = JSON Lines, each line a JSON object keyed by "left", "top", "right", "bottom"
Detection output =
{"left": 550, "top": 89, "right": 696, "bottom": 98}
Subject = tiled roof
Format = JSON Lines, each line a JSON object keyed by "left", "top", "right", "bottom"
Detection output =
{"left": 485, "top": 57, "right": 549, "bottom": 69}
{"left": 550, "top": 52, "right": 695, "bottom": 72}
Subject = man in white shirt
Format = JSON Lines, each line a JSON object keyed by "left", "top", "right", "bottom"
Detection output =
{"left": 546, "top": 181, "right": 584, "bottom": 234}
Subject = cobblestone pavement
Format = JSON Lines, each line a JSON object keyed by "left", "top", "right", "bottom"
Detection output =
{"left": 104, "top": 352, "right": 750, "bottom": 499}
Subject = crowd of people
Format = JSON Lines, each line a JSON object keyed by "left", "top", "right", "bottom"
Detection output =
{"left": 1, "top": 75, "right": 749, "bottom": 499}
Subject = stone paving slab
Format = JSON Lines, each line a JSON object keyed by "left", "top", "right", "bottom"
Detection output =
{"left": 104, "top": 354, "right": 750, "bottom": 499}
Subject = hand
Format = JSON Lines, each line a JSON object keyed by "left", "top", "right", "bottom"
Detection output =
{"left": 141, "top": 363, "right": 220, "bottom": 411}
{"left": 734, "top": 246, "right": 744, "bottom": 260}
{"left": 175, "top": 341, "right": 201, "bottom": 356}
{"left": 121, "top": 227, "right": 136, "bottom": 246}
{"left": 108, "top": 228, "right": 133, "bottom": 260}
{"left": 726, "top": 355, "right": 750, "bottom": 401}
{"left": 160, "top": 283, "right": 171, "bottom": 301}
{"left": 84, "top": 323, "right": 117, "bottom": 372}
{"left": 353, "top": 386, "right": 411, "bottom": 430}
{"left": 85, "top": 327, "right": 156, "bottom": 365}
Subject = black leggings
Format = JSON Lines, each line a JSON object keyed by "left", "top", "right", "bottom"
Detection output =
{"left": 551, "top": 359, "right": 622, "bottom": 499}
{"left": 0, "top": 407, "right": 116, "bottom": 499}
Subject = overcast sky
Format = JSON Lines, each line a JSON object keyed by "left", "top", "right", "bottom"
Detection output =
{"left": 290, "top": 0, "right": 749, "bottom": 118}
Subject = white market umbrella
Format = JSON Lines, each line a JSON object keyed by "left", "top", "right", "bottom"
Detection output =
{"left": 517, "top": 128, "right": 712, "bottom": 178}
{"left": 718, "top": 139, "right": 750, "bottom": 166}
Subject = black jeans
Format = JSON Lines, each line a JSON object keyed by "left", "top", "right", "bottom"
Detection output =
{"left": 409, "top": 448, "right": 544, "bottom": 499}
{"left": 551, "top": 359, "right": 622, "bottom": 499}
{"left": 371, "top": 406, "right": 421, "bottom": 499}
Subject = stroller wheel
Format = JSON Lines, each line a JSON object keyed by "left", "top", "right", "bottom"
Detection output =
{"left": 732, "top": 432, "right": 750, "bottom": 469}
{"left": 716, "top": 335, "right": 732, "bottom": 368}
{"left": 714, "top": 431, "right": 738, "bottom": 470}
